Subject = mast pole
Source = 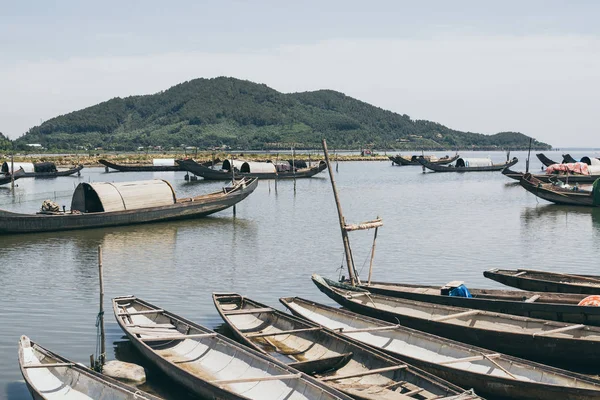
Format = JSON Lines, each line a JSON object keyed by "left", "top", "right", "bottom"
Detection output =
{"left": 367, "top": 221, "right": 380, "bottom": 286}
{"left": 526, "top": 137, "right": 532, "bottom": 173}
{"left": 98, "top": 245, "right": 106, "bottom": 367}
{"left": 322, "top": 139, "right": 357, "bottom": 285}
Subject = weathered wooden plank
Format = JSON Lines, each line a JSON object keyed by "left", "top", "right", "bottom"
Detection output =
{"left": 223, "top": 308, "right": 274, "bottom": 315}
{"left": 211, "top": 373, "right": 301, "bottom": 384}
{"left": 24, "top": 363, "right": 74, "bottom": 369}
{"left": 533, "top": 324, "right": 586, "bottom": 337}
{"left": 246, "top": 327, "right": 322, "bottom": 338}
{"left": 338, "top": 324, "right": 401, "bottom": 334}
{"left": 433, "top": 310, "right": 480, "bottom": 323}
{"left": 118, "top": 309, "right": 164, "bottom": 316}
{"left": 320, "top": 364, "right": 407, "bottom": 382}
{"left": 140, "top": 333, "right": 217, "bottom": 342}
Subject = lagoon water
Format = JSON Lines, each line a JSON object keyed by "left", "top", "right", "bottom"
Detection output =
{"left": 2, "top": 151, "right": 600, "bottom": 399}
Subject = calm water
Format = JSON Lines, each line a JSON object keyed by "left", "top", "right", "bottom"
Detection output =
{"left": 2, "top": 151, "right": 600, "bottom": 399}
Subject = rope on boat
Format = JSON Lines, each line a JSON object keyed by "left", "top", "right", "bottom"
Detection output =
{"left": 94, "top": 310, "right": 105, "bottom": 372}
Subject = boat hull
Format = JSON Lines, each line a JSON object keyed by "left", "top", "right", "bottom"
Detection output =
{"left": 536, "top": 153, "right": 560, "bottom": 167}
{"left": 282, "top": 297, "right": 600, "bottom": 400}
{"left": 390, "top": 155, "right": 459, "bottom": 166}
{"left": 359, "top": 281, "right": 600, "bottom": 325}
{"left": 519, "top": 174, "right": 596, "bottom": 207}
{"left": 100, "top": 159, "right": 183, "bottom": 172}
{"left": 418, "top": 157, "right": 519, "bottom": 172}
{"left": 0, "top": 178, "right": 258, "bottom": 234}
{"left": 313, "top": 277, "right": 600, "bottom": 371}
{"left": 177, "top": 159, "right": 327, "bottom": 180}
{"left": 485, "top": 269, "right": 600, "bottom": 295}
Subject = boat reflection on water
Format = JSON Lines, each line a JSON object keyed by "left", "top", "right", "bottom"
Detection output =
{"left": 521, "top": 204, "right": 600, "bottom": 230}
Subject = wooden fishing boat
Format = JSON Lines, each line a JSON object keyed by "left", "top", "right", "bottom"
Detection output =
{"left": 311, "top": 274, "right": 600, "bottom": 371}
{"left": 113, "top": 296, "right": 353, "bottom": 400}
{"left": 177, "top": 158, "right": 327, "bottom": 180}
{"left": 536, "top": 153, "right": 561, "bottom": 167}
{"left": 0, "top": 170, "right": 24, "bottom": 185}
{"left": 389, "top": 154, "right": 459, "bottom": 166}
{"left": 18, "top": 335, "right": 162, "bottom": 400}
{"left": 213, "top": 293, "right": 478, "bottom": 400}
{"left": 0, "top": 177, "right": 257, "bottom": 234}
{"left": 502, "top": 167, "right": 600, "bottom": 183}
{"left": 484, "top": 268, "right": 600, "bottom": 295}
{"left": 519, "top": 173, "right": 599, "bottom": 207}
{"left": 280, "top": 296, "right": 600, "bottom": 400}
{"left": 418, "top": 157, "right": 518, "bottom": 172}
{"left": 1, "top": 161, "right": 83, "bottom": 177}
{"left": 355, "top": 280, "right": 600, "bottom": 325}
{"left": 99, "top": 158, "right": 221, "bottom": 172}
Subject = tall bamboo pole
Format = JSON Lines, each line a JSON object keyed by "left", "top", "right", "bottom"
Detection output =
{"left": 98, "top": 246, "right": 106, "bottom": 367}
{"left": 322, "top": 139, "right": 357, "bottom": 285}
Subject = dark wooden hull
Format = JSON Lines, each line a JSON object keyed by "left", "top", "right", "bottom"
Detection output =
{"left": 213, "top": 293, "right": 472, "bottom": 399}
{"left": 0, "top": 174, "right": 22, "bottom": 185}
{"left": 99, "top": 159, "right": 182, "bottom": 172}
{"left": 0, "top": 178, "right": 257, "bottom": 234}
{"left": 502, "top": 168, "right": 600, "bottom": 183}
{"left": 358, "top": 281, "right": 600, "bottom": 325}
{"left": 282, "top": 297, "right": 600, "bottom": 400}
{"left": 418, "top": 157, "right": 519, "bottom": 172}
{"left": 563, "top": 154, "right": 578, "bottom": 163}
{"left": 390, "top": 154, "right": 459, "bottom": 166}
{"left": 485, "top": 268, "right": 600, "bottom": 295}
{"left": 536, "top": 153, "right": 560, "bottom": 167}
{"left": 20, "top": 165, "right": 83, "bottom": 178}
{"left": 519, "top": 173, "right": 596, "bottom": 207}
{"left": 313, "top": 276, "right": 600, "bottom": 371}
{"left": 177, "top": 159, "right": 327, "bottom": 180}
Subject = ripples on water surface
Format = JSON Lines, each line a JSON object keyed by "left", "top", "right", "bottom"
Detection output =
{"left": 2, "top": 151, "right": 600, "bottom": 399}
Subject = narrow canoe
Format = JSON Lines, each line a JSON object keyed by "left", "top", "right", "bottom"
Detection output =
{"left": 519, "top": 173, "right": 597, "bottom": 207}
{"left": 390, "top": 154, "right": 459, "bottom": 166}
{"left": 99, "top": 159, "right": 221, "bottom": 172}
{"left": 311, "top": 274, "right": 600, "bottom": 371}
{"left": 536, "top": 153, "right": 560, "bottom": 167}
{"left": 113, "top": 296, "right": 354, "bottom": 400}
{"left": 18, "top": 335, "right": 162, "bottom": 400}
{"left": 418, "top": 157, "right": 519, "bottom": 172}
{"left": 213, "top": 293, "right": 479, "bottom": 400}
{"left": 484, "top": 268, "right": 600, "bottom": 295}
{"left": 280, "top": 296, "right": 600, "bottom": 400}
{"left": 177, "top": 159, "right": 327, "bottom": 180}
{"left": 0, "top": 177, "right": 257, "bottom": 234}
{"left": 356, "top": 280, "right": 600, "bottom": 325}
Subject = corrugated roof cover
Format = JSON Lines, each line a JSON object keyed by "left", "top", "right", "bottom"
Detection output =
{"left": 456, "top": 158, "right": 493, "bottom": 168}
{"left": 71, "top": 180, "right": 176, "bottom": 213}
{"left": 153, "top": 158, "right": 175, "bottom": 166}
{"left": 1, "top": 162, "right": 35, "bottom": 174}
{"left": 240, "top": 161, "right": 277, "bottom": 173}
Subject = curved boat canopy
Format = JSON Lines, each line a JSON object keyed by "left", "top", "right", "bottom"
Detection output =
{"left": 222, "top": 159, "right": 246, "bottom": 171}
{"left": 1, "top": 162, "right": 35, "bottom": 174}
{"left": 240, "top": 161, "right": 277, "bottom": 174}
{"left": 581, "top": 157, "right": 600, "bottom": 166}
{"left": 455, "top": 158, "right": 493, "bottom": 168}
{"left": 71, "top": 180, "right": 176, "bottom": 213}
{"left": 152, "top": 158, "right": 175, "bottom": 166}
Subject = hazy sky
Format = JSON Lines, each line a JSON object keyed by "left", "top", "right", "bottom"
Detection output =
{"left": 2, "top": 1, "right": 599, "bottom": 147}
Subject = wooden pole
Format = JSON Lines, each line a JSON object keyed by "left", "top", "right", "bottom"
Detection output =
{"left": 367, "top": 224, "right": 379, "bottom": 286}
{"left": 10, "top": 153, "right": 15, "bottom": 190}
{"left": 98, "top": 245, "right": 106, "bottom": 366}
{"left": 292, "top": 146, "right": 296, "bottom": 193}
{"left": 526, "top": 137, "right": 532, "bottom": 173}
{"left": 322, "top": 139, "right": 357, "bottom": 285}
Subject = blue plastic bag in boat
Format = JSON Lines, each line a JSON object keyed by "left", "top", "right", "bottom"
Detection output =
{"left": 449, "top": 284, "right": 472, "bottom": 298}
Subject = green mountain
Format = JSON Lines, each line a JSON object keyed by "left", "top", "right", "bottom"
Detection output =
{"left": 0, "top": 132, "right": 11, "bottom": 151}
{"left": 16, "top": 77, "right": 551, "bottom": 151}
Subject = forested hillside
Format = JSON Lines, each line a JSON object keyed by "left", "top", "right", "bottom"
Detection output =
{"left": 0, "top": 133, "right": 11, "bottom": 151}
{"left": 15, "top": 77, "right": 551, "bottom": 151}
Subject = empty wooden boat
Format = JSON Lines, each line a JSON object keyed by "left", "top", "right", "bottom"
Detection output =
{"left": 519, "top": 173, "right": 599, "bottom": 207}
{"left": 389, "top": 154, "right": 459, "bottom": 166}
{"left": 177, "top": 158, "right": 327, "bottom": 180}
{"left": 281, "top": 296, "right": 600, "bottom": 400}
{"left": 311, "top": 274, "right": 600, "bottom": 371}
{"left": 0, "top": 177, "right": 257, "bottom": 234}
{"left": 418, "top": 157, "right": 518, "bottom": 172}
{"left": 113, "top": 296, "right": 354, "bottom": 400}
{"left": 356, "top": 280, "right": 600, "bottom": 326}
{"left": 99, "top": 158, "right": 221, "bottom": 172}
{"left": 485, "top": 268, "right": 600, "bottom": 295}
{"left": 213, "top": 293, "right": 479, "bottom": 400}
{"left": 18, "top": 335, "right": 162, "bottom": 400}
{"left": 536, "top": 153, "right": 561, "bottom": 167}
